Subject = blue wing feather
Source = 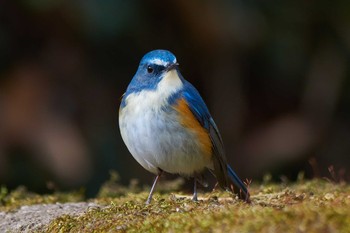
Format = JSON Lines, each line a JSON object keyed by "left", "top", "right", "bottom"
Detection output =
{"left": 182, "top": 81, "right": 211, "bottom": 129}
{"left": 180, "top": 81, "right": 230, "bottom": 186}
{"left": 179, "top": 80, "right": 250, "bottom": 201}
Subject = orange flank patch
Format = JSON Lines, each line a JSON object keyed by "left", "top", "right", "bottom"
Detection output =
{"left": 174, "top": 98, "right": 212, "bottom": 158}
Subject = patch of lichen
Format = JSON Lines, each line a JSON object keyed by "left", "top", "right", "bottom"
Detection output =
{"left": 0, "top": 185, "right": 84, "bottom": 212}
{"left": 46, "top": 179, "right": 350, "bottom": 233}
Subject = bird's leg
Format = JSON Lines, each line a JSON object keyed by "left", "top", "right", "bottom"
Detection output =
{"left": 192, "top": 178, "right": 198, "bottom": 201}
{"left": 146, "top": 170, "right": 163, "bottom": 205}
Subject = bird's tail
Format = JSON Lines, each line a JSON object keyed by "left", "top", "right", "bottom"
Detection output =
{"left": 227, "top": 165, "right": 250, "bottom": 202}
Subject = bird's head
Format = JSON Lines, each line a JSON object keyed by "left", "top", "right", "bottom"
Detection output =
{"left": 126, "top": 50, "right": 180, "bottom": 94}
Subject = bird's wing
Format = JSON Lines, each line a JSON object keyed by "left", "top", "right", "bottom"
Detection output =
{"left": 181, "top": 81, "right": 230, "bottom": 188}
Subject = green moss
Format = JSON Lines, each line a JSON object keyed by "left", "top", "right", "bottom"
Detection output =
{"left": 97, "top": 171, "right": 185, "bottom": 199}
{"left": 0, "top": 186, "right": 84, "bottom": 212}
{"left": 44, "top": 179, "right": 350, "bottom": 232}
{"left": 1, "top": 176, "right": 349, "bottom": 232}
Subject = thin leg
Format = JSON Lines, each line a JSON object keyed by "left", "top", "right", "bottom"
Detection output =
{"left": 146, "top": 171, "right": 162, "bottom": 204}
{"left": 192, "top": 178, "right": 198, "bottom": 201}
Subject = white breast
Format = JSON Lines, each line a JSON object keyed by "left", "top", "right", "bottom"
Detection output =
{"left": 119, "top": 70, "right": 212, "bottom": 175}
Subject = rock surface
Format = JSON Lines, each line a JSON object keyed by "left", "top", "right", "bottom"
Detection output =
{"left": 0, "top": 202, "right": 100, "bottom": 232}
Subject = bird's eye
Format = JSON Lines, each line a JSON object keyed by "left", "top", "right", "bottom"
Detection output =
{"left": 147, "top": 66, "right": 154, "bottom": 73}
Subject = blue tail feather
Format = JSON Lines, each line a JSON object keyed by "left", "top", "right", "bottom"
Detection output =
{"left": 227, "top": 165, "right": 250, "bottom": 201}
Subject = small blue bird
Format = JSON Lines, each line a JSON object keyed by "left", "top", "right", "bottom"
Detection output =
{"left": 119, "top": 50, "right": 250, "bottom": 204}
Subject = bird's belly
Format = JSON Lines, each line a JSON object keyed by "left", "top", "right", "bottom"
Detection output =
{"left": 119, "top": 108, "right": 212, "bottom": 175}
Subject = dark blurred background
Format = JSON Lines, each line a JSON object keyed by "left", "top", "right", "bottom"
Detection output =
{"left": 0, "top": 0, "right": 349, "bottom": 196}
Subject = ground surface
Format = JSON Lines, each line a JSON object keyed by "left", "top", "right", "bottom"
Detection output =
{"left": 0, "top": 202, "right": 100, "bottom": 232}
{"left": 0, "top": 178, "right": 349, "bottom": 232}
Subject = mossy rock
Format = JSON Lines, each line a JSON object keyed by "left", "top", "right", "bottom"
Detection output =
{"left": 0, "top": 179, "right": 349, "bottom": 232}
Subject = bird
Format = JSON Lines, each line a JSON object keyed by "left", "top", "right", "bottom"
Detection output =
{"left": 119, "top": 49, "right": 250, "bottom": 204}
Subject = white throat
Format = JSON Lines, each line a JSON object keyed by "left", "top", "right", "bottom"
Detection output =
{"left": 124, "top": 69, "right": 183, "bottom": 111}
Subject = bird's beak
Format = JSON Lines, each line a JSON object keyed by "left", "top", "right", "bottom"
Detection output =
{"left": 166, "top": 62, "right": 179, "bottom": 72}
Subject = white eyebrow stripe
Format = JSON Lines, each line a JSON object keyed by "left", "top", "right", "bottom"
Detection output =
{"left": 151, "top": 58, "right": 177, "bottom": 66}
{"left": 151, "top": 58, "right": 168, "bottom": 66}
